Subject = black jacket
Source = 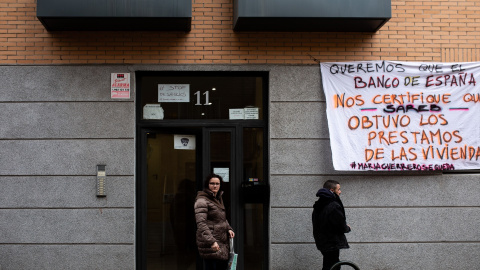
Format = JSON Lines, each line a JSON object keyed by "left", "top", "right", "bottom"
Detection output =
{"left": 312, "top": 188, "right": 351, "bottom": 252}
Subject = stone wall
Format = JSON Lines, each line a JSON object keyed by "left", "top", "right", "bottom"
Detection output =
{"left": 0, "top": 66, "right": 135, "bottom": 270}
{"left": 0, "top": 65, "right": 478, "bottom": 270}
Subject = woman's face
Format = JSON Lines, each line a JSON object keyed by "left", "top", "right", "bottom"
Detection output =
{"left": 208, "top": 177, "right": 221, "bottom": 195}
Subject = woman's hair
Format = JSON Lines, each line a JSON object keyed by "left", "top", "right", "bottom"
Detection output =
{"left": 203, "top": 173, "right": 224, "bottom": 189}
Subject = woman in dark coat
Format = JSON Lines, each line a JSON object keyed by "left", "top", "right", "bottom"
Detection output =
{"left": 194, "top": 173, "right": 235, "bottom": 270}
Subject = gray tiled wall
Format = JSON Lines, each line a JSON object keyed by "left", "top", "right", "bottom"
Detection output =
{"left": 0, "top": 66, "right": 135, "bottom": 270}
{"left": 0, "top": 65, "right": 478, "bottom": 270}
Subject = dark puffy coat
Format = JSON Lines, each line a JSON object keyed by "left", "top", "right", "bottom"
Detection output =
{"left": 194, "top": 189, "right": 233, "bottom": 260}
{"left": 312, "top": 188, "right": 351, "bottom": 252}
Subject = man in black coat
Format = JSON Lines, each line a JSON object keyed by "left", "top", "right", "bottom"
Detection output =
{"left": 312, "top": 180, "right": 351, "bottom": 270}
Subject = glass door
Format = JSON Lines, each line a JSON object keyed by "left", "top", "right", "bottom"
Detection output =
{"left": 139, "top": 126, "right": 267, "bottom": 270}
{"left": 202, "top": 128, "right": 237, "bottom": 236}
{"left": 144, "top": 128, "right": 201, "bottom": 270}
{"left": 242, "top": 127, "right": 267, "bottom": 270}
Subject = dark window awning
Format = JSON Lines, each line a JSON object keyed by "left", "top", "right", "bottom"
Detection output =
{"left": 233, "top": 0, "right": 391, "bottom": 32}
{"left": 37, "top": 0, "right": 192, "bottom": 31}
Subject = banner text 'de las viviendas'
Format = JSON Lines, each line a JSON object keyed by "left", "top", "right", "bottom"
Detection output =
{"left": 321, "top": 61, "right": 480, "bottom": 171}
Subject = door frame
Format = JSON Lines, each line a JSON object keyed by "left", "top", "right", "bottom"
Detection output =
{"left": 135, "top": 70, "right": 270, "bottom": 270}
{"left": 136, "top": 121, "right": 269, "bottom": 270}
{"left": 202, "top": 127, "right": 239, "bottom": 239}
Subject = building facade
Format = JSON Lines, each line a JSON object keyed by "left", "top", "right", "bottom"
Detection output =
{"left": 0, "top": 0, "right": 479, "bottom": 269}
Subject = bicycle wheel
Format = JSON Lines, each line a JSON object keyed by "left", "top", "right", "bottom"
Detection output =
{"left": 330, "top": 261, "right": 360, "bottom": 270}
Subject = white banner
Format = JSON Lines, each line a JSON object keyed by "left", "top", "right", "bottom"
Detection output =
{"left": 321, "top": 61, "right": 480, "bottom": 171}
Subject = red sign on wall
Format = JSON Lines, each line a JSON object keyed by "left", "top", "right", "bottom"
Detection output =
{"left": 111, "top": 73, "right": 131, "bottom": 99}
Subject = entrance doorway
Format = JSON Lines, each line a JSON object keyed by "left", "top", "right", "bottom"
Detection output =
{"left": 136, "top": 72, "right": 269, "bottom": 270}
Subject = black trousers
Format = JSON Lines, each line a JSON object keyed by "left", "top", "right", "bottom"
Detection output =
{"left": 204, "top": 258, "right": 228, "bottom": 270}
{"left": 321, "top": 249, "right": 340, "bottom": 270}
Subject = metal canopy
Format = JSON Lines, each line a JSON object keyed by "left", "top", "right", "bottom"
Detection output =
{"left": 37, "top": 0, "right": 192, "bottom": 31}
{"left": 233, "top": 0, "right": 391, "bottom": 32}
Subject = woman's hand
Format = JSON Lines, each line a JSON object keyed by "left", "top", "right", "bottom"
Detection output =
{"left": 211, "top": 242, "right": 220, "bottom": 251}
{"left": 228, "top": 230, "right": 235, "bottom": 238}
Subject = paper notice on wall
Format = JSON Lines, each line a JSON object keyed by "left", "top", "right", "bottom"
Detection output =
{"left": 213, "top": 168, "right": 230, "bottom": 182}
{"left": 174, "top": 134, "right": 196, "bottom": 150}
{"left": 229, "top": 109, "right": 245, "bottom": 119}
{"left": 158, "top": 84, "right": 190, "bottom": 102}
{"left": 143, "top": 104, "right": 164, "bottom": 119}
{"left": 111, "top": 73, "right": 131, "bottom": 99}
{"left": 244, "top": 107, "right": 259, "bottom": 119}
